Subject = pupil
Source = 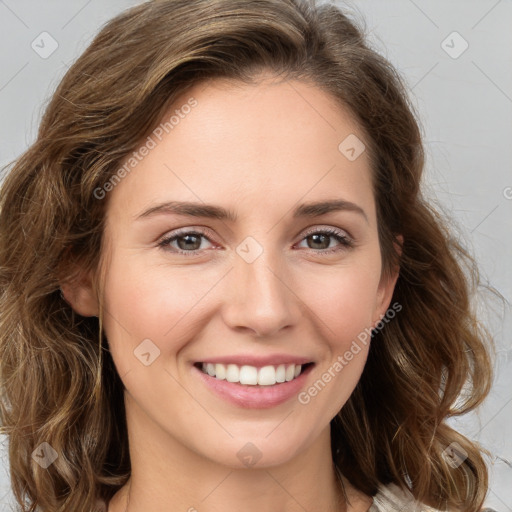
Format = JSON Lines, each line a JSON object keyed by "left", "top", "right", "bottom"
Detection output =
{"left": 178, "top": 234, "right": 200, "bottom": 251}
{"left": 310, "top": 234, "right": 329, "bottom": 249}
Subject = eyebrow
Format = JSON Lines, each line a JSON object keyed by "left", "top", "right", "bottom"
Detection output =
{"left": 135, "top": 198, "right": 368, "bottom": 223}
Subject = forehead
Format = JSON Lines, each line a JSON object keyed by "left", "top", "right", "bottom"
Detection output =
{"left": 106, "top": 76, "right": 375, "bottom": 224}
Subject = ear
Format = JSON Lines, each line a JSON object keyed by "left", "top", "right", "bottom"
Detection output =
{"left": 60, "top": 268, "right": 99, "bottom": 317}
{"left": 372, "top": 234, "right": 402, "bottom": 326}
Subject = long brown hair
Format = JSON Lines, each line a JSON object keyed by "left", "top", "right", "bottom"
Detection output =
{"left": 0, "top": 0, "right": 500, "bottom": 510}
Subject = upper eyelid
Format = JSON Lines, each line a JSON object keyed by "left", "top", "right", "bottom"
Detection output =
{"left": 300, "top": 225, "right": 351, "bottom": 238}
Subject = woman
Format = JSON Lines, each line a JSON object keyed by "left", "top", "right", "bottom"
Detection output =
{"left": 0, "top": 0, "right": 500, "bottom": 511}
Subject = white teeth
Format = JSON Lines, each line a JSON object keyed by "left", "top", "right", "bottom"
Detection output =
{"left": 200, "top": 363, "right": 304, "bottom": 386}
{"left": 206, "top": 363, "right": 216, "bottom": 377}
{"left": 239, "top": 365, "right": 258, "bottom": 385}
{"left": 275, "top": 364, "right": 286, "bottom": 383}
{"left": 215, "top": 363, "right": 226, "bottom": 380}
{"left": 258, "top": 365, "right": 277, "bottom": 386}
{"left": 225, "top": 364, "right": 239, "bottom": 383}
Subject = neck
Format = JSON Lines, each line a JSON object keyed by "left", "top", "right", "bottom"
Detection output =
{"left": 108, "top": 397, "right": 359, "bottom": 512}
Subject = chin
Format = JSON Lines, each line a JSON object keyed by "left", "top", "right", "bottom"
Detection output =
{"left": 196, "top": 431, "right": 314, "bottom": 470}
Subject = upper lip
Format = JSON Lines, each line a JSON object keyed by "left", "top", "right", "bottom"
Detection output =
{"left": 195, "top": 354, "right": 314, "bottom": 368}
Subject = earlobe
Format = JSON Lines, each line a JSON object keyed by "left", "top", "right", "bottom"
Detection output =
{"left": 60, "top": 270, "right": 99, "bottom": 317}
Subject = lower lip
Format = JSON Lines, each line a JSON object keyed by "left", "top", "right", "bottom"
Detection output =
{"left": 193, "top": 364, "right": 314, "bottom": 409}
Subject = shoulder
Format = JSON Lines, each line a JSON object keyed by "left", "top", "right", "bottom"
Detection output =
{"left": 370, "top": 484, "right": 501, "bottom": 512}
{"left": 369, "top": 482, "right": 444, "bottom": 512}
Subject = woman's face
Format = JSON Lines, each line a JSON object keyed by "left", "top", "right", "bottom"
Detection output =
{"left": 91, "top": 75, "right": 398, "bottom": 469}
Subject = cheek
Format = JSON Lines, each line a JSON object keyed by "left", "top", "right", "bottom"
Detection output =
{"left": 305, "top": 260, "right": 381, "bottom": 346}
{"left": 100, "top": 256, "right": 199, "bottom": 372}
{"left": 297, "top": 266, "right": 378, "bottom": 418}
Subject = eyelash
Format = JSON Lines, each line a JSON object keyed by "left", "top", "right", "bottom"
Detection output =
{"left": 157, "top": 227, "right": 354, "bottom": 257}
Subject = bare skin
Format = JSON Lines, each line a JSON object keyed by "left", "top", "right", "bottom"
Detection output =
{"left": 63, "top": 73, "right": 399, "bottom": 512}
{"left": 107, "top": 472, "right": 373, "bottom": 512}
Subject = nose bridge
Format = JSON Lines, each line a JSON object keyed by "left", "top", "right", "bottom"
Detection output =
{"left": 222, "top": 233, "right": 300, "bottom": 336}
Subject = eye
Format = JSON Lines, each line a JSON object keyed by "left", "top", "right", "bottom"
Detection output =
{"left": 157, "top": 226, "right": 354, "bottom": 256}
{"left": 158, "top": 229, "right": 215, "bottom": 256}
{"left": 295, "top": 227, "right": 354, "bottom": 254}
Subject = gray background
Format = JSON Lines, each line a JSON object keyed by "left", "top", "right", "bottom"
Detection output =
{"left": 0, "top": 0, "right": 510, "bottom": 510}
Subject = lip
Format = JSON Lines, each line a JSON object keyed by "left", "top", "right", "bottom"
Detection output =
{"left": 196, "top": 354, "right": 313, "bottom": 368}
{"left": 192, "top": 362, "right": 315, "bottom": 409}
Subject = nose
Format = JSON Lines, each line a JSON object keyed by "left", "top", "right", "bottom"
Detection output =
{"left": 221, "top": 245, "right": 302, "bottom": 338}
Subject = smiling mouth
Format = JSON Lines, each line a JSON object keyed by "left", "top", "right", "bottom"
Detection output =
{"left": 194, "top": 362, "right": 314, "bottom": 386}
